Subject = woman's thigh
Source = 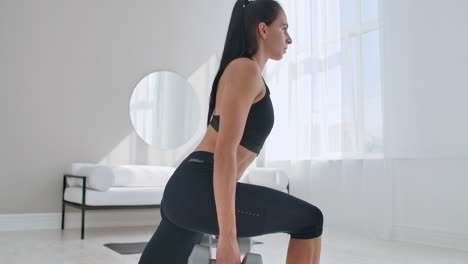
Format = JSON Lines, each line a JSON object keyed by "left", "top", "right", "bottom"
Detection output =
{"left": 234, "top": 182, "right": 324, "bottom": 239}
{"left": 162, "top": 152, "right": 323, "bottom": 239}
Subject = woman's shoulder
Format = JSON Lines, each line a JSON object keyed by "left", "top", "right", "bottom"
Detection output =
{"left": 224, "top": 57, "right": 260, "bottom": 79}
{"left": 228, "top": 57, "right": 256, "bottom": 67}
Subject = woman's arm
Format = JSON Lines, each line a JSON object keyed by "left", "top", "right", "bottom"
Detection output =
{"left": 212, "top": 59, "right": 261, "bottom": 237}
{"left": 213, "top": 151, "right": 238, "bottom": 237}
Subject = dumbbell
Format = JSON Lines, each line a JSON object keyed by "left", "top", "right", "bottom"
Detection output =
{"left": 198, "top": 235, "right": 253, "bottom": 254}
{"left": 188, "top": 244, "right": 263, "bottom": 264}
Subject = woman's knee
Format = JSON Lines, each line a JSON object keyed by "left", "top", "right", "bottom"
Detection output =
{"left": 312, "top": 205, "right": 324, "bottom": 227}
{"left": 290, "top": 204, "right": 324, "bottom": 239}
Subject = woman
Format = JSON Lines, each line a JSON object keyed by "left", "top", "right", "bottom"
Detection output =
{"left": 139, "top": 0, "right": 323, "bottom": 263}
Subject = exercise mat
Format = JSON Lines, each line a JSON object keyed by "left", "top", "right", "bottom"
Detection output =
{"left": 104, "top": 242, "right": 148, "bottom": 255}
{"left": 104, "top": 240, "right": 263, "bottom": 255}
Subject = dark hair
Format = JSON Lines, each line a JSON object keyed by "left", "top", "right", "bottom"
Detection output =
{"left": 206, "top": 0, "right": 283, "bottom": 126}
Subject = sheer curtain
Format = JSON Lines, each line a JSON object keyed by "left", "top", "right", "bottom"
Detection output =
{"left": 262, "top": 0, "right": 383, "bottom": 161}
{"left": 259, "top": 0, "right": 392, "bottom": 240}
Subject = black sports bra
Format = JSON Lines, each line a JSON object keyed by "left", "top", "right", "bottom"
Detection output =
{"left": 209, "top": 75, "right": 274, "bottom": 156}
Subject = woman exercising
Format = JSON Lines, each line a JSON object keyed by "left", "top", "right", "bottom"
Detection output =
{"left": 139, "top": 0, "right": 323, "bottom": 263}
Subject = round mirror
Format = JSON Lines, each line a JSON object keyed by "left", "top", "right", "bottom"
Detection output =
{"left": 129, "top": 71, "right": 200, "bottom": 149}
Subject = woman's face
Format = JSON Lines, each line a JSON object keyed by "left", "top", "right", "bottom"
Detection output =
{"left": 265, "top": 10, "right": 292, "bottom": 60}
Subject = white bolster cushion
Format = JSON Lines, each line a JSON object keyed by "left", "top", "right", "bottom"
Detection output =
{"left": 65, "top": 163, "right": 115, "bottom": 192}
{"left": 246, "top": 168, "right": 289, "bottom": 191}
{"left": 112, "top": 165, "right": 175, "bottom": 187}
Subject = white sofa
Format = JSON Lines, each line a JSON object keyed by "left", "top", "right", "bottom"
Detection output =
{"left": 61, "top": 163, "right": 289, "bottom": 239}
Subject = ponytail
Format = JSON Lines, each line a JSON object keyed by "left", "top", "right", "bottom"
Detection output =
{"left": 206, "top": 0, "right": 283, "bottom": 126}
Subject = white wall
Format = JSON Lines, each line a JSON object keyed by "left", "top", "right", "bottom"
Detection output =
{"left": 381, "top": 0, "right": 468, "bottom": 250}
{"left": 0, "top": 0, "right": 232, "bottom": 214}
{"left": 382, "top": 0, "right": 468, "bottom": 159}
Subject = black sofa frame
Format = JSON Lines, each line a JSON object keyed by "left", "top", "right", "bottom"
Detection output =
{"left": 61, "top": 174, "right": 160, "bottom": 239}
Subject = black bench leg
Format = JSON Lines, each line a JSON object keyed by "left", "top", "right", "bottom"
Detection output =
{"left": 81, "top": 207, "right": 85, "bottom": 239}
{"left": 61, "top": 202, "right": 65, "bottom": 230}
{"left": 62, "top": 175, "right": 66, "bottom": 230}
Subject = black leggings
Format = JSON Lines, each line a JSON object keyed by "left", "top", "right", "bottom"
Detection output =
{"left": 138, "top": 151, "right": 323, "bottom": 264}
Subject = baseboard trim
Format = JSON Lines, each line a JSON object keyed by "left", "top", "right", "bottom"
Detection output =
{"left": 392, "top": 225, "right": 468, "bottom": 252}
{"left": 0, "top": 209, "right": 161, "bottom": 232}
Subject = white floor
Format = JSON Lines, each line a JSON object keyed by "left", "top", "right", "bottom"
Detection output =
{"left": 1, "top": 225, "right": 468, "bottom": 264}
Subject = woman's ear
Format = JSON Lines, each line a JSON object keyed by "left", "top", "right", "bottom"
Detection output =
{"left": 257, "top": 22, "right": 268, "bottom": 39}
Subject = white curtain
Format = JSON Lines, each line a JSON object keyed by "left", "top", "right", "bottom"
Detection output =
{"left": 260, "top": 0, "right": 392, "bottom": 240}
{"left": 263, "top": 0, "right": 383, "bottom": 161}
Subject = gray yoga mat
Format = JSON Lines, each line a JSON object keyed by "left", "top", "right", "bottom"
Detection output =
{"left": 104, "top": 242, "right": 148, "bottom": 255}
{"left": 104, "top": 240, "right": 264, "bottom": 255}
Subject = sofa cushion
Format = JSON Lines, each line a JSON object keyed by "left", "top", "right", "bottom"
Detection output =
{"left": 64, "top": 186, "right": 165, "bottom": 206}
{"left": 65, "top": 163, "right": 176, "bottom": 191}
{"left": 113, "top": 165, "right": 175, "bottom": 187}
{"left": 65, "top": 164, "right": 115, "bottom": 191}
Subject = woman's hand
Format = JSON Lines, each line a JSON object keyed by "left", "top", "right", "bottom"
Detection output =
{"left": 215, "top": 234, "right": 241, "bottom": 264}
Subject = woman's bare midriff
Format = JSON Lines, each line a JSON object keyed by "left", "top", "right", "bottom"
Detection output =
{"left": 193, "top": 125, "right": 259, "bottom": 181}
{"left": 193, "top": 74, "right": 266, "bottom": 181}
